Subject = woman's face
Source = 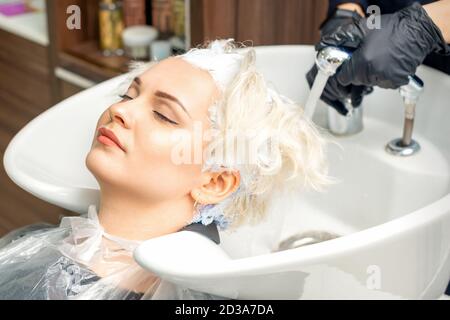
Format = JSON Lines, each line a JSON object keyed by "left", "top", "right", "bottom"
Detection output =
{"left": 86, "top": 57, "right": 221, "bottom": 202}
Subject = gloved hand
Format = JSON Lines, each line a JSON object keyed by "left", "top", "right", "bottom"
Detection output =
{"left": 306, "top": 8, "right": 372, "bottom": 116}
{"left": 336, "top": 2, "right": 450, "bottom": 89}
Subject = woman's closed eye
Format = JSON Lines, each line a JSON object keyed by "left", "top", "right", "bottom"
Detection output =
{"left": 118, "top": 93, "right": 179, "bottom": 125}
{"left": 153, "top": 110, "right": 179, "bottom": 125}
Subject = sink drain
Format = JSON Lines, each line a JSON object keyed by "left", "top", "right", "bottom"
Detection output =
{"left": 274, "top": 230, "right": 341, "bottom": 252}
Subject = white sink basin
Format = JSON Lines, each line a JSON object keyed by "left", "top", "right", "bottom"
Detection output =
{"left": 4, "top": 45, "right": 450, "bottom": 299}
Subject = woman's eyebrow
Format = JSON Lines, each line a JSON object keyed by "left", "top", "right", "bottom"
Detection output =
{"left": 154, "top": 90, "right": 191, "bottom": 118}
{"left": 132, "top": 76, "right": 191, "bottom": 119}
{"left": 133, "top": 77, "right": 142, "bottom": 85}
{"left": 131, "top": 77, "right": 141, "bottom": 93}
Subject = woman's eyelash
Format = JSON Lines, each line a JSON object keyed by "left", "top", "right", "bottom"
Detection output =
{"left": 153, "top": 111, "right": 179, "bottom": 125}
{"left": 119, "top": 94, "right": 132, "bottom": 100}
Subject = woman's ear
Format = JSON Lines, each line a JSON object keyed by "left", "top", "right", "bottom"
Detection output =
{"left": 191, "top": 171, "right": 240, "bottom": 205}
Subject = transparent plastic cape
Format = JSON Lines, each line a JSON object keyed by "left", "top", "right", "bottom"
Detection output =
{"left": 0, "top": 205, "right": 227, "bottom": 300}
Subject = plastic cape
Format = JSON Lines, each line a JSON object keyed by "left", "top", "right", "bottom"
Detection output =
{"left": 0, "top": 205, "right": 226, "bottom": 300}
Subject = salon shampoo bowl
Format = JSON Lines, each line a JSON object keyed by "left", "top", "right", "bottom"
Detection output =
{"left": 3, "top": 45, "right": 450, "bottom": 299}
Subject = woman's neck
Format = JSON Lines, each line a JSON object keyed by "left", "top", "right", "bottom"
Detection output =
{"left": 97, "top": 187, "right": 195, "bottom": 241}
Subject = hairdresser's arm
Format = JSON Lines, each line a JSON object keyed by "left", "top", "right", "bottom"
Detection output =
{"left": 337, "top": 3, "right": 365, "bottom": 16}
{"left": 424, "top": 0, "right": 450, "bottom": 43}
{"left": 327, "top": 0, "right": 367, "bottom": 16}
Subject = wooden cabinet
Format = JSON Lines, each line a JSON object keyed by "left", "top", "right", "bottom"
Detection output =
{"left": 190, "top": 0, "right": 328, "bottom": 47}
{"left": 0, "top": 28, "right": 73, "bottom": 236}
{"left": 0, "top": 29, "right": 53, "bottom": 108}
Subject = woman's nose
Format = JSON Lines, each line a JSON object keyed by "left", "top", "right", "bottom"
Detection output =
{"left": 109, "top": 101, "right": 133, "bottom": 128}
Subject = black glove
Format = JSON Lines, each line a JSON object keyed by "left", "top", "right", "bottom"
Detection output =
{"left": 336, "top": 2, "right": 450, "bottom": 89}
{"left": 317, "top": 8, "right": 366, "bottom": 51}
{"left": 306, "top": 8, "right": 372, "bottom": 116}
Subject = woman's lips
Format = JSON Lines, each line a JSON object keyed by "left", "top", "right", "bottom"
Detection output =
{"left": 97, "top": 127, "right": 126, "bottom": 152}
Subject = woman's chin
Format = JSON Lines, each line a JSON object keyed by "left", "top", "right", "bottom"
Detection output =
{"left": 86, "top": 149, "right": 125, "bottom": 184}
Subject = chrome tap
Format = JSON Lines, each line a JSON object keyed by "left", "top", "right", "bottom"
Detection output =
{"left": 314, "top": 47, "right": 364, "bottom": 136}
{"left": 327, "top": 97, "right": 364, "bottom": 136}
{"left": 386, "top": 75, "right": 424, "bottom": 157}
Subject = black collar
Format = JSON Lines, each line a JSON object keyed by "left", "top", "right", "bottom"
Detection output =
{"left": 178, "top": 222, "right": 220, "bottom": 244}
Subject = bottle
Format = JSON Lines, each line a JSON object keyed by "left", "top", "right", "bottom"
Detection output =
{"left": 99, "top": 0, "right": 125, "bottom": 56}
{"left": 150, "top": 40, "right": 172, "bottom": 60}
{"left": 122, "top": 0, "right": 146, "bottom": 27}
{"left": 172, "top": 0, "right": 184, "bottom": 38}
{"left": 151, "top": 0, "right": 174, "bottom": 39}
{"left": 170, "top": 0, "right": 186, "bottom": 54}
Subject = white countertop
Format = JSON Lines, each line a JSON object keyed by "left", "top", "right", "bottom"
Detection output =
{"left": 0, "top": 1, "right": 48, "bottom": 46}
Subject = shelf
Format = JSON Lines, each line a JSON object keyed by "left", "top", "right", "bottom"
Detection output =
{"left": 65, "top": 40, "right": 132, "bottom": 75}
{"left": 58, "top": 51, "right": 122, "bottom": 84}
{"left": 0, "top": 10, "right": 48, "bottom": 46}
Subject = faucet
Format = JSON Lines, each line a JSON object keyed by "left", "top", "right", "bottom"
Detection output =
{"left": 314, "top": 47, "right": 363, "bottom": 136}
{"left": 315, "top": 48, "right": 424, "bottom": 144}
{"left": 385, "top": 75, "right": 424, "bottom": 156}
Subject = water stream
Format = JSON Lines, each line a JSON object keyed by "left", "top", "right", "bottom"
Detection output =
{"left": 304, "top": 69, "right": 330, "bottom": 119}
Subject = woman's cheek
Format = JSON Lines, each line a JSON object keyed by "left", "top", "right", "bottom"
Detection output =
{"left": 152, "top": 128, "right": 204, "bottom": 178}
{"left": 144, "top": 129, "right": 181, "bottom": 166}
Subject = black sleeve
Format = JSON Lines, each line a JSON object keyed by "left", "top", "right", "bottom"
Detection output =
{"left": 327, "top": 0, "right": 369, "bottom": 16}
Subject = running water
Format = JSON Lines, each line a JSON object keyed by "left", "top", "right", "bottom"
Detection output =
{"left": 304, "top": 69, "right": 330, "bottom": 119}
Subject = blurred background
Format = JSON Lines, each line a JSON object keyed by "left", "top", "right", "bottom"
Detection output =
{"left": 0, "top": 0, "right": 328, "bottom": 236}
